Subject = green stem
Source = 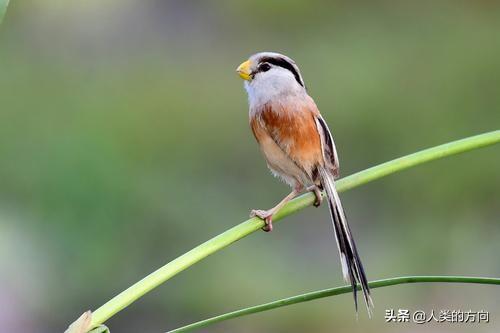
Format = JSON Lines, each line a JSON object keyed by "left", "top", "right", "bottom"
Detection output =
{"left": 88, "top": 130, "right": 500, "bottom": 329}
{"left": 167, "top": 276, "right": 500, "bottom": 333}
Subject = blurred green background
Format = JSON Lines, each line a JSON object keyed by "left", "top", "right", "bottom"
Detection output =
{"left": 0, "top": 1, "right": 499, "bottom": 332}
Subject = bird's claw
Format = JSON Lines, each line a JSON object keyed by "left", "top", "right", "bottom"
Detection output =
{"left": 250, "top": 209, "right": 274, "bottom": 232}
{"left": 308, "top": 186, "right": 323, "bottom": 207}
{"left": 313, "top": 194, "right": 323, "bottom": 207}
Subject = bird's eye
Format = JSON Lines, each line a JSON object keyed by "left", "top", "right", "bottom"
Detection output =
{"left": 259, "top": 63, "right": 271, "bottom": 72}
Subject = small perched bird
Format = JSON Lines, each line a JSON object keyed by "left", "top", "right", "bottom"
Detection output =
{"left": 236, "top": 52, "right": 373, "bottom": 315}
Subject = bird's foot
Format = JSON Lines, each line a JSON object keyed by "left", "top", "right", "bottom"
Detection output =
{"left": 250, "top": 209, "right": 274, "bottom": 232}
{"left": 307, "top": 185, "right": 323, "bottom": 207}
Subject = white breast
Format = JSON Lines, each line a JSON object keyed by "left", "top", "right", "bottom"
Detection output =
{"left": 245, "top": 67, "right": 306, "bottom": 112}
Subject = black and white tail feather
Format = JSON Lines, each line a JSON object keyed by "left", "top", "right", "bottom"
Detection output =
{"left": 318, "top": 166, "right": 374, "bottom": 317}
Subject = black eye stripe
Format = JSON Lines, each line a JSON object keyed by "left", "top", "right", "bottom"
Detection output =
{"left": 257, "top": 56, "right": 304, "bottom": 87}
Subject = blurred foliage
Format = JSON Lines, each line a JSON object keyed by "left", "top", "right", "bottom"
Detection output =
{"left": 0, "top": 0, "right": 9, "bottom": 24}
{"left": 0, "top": 1, "right": 499, "bottom": 333}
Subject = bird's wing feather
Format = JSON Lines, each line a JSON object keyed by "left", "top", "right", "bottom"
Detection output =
{"left": 315, "top": 114, "right": 340, "bottom": 177}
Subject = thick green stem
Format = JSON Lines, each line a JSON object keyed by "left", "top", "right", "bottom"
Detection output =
{"left": 88, "top": 130, "right": 500, "bottom": 329}
{"left": 167, "top": 276, "right": 500, "bottom": 332}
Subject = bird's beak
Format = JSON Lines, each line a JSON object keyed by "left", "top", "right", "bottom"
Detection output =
{"left": 236, "top": 60, "right": 252, "bottom": 80}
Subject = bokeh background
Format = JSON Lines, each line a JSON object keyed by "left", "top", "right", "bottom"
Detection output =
{"left": 0, "top": 1, "right": 499, "bottom": 332}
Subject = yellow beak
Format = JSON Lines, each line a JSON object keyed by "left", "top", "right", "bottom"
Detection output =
{"left": 236, "top": 60, "right": 252, "bottom": 80}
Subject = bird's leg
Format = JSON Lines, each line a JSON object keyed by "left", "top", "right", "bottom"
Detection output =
{"left": 307, "top": 185, "right": 323, "bottom": 207}
{"left": 251, "top": 185, "right": 303, "bottom": 232}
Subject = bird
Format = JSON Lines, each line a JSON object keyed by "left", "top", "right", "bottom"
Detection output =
{"left": 236, "top": 52, "right": 373, "bottom": 315}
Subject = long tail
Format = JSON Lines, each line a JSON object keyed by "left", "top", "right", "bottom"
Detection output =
{"left": 318, "top": 166, "right": 374, "bottom": 316}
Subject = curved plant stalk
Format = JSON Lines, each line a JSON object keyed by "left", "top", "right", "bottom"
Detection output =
{"left": 83, "top": 130, "right": 499, "bottom": 330}
{"left": 0, "top": 0, "right": 9, "bottom": 24}
{"left": 167, "top": 276, "right": 500, "bottom": 332}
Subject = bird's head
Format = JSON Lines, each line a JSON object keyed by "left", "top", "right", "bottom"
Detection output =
{"left": 236, "top": 52, "right": 306, "bottom": 104}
